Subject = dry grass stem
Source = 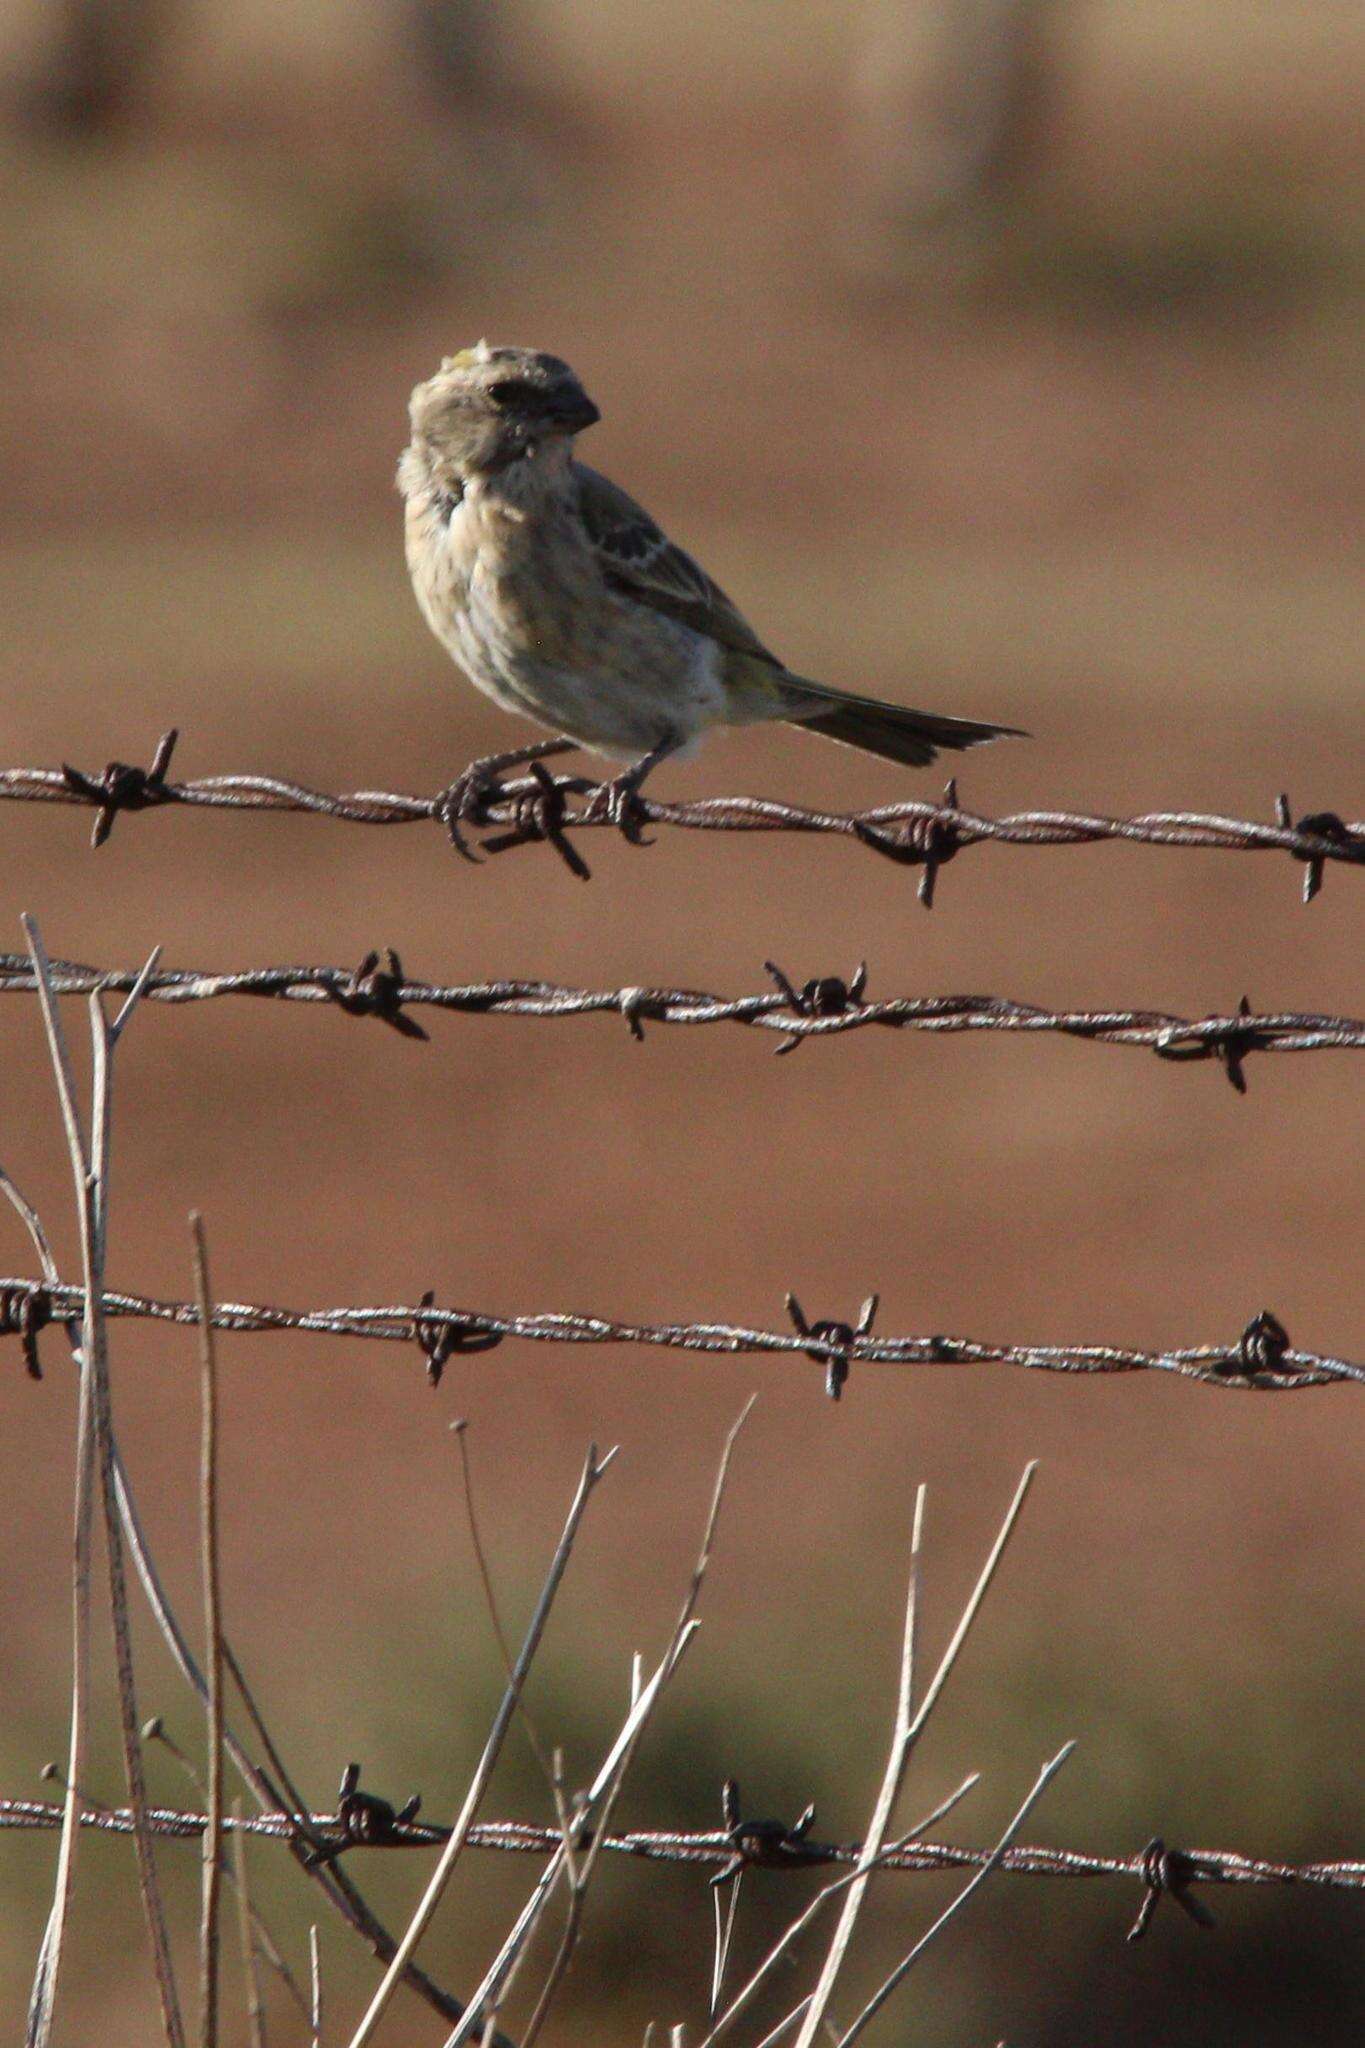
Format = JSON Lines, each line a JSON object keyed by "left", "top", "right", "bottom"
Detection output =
{"left": 795, "top": 1464, "right": 1035, "bottom": 2048}
{"left": 193, "top": 1214, "right": 226, "bottom": 2048}
{"left": 790, "top": 1483, "right": 926, "bottom": 2048}
{"left": 22, "top": 921, "right": 184, "bottom": 2048}
{"left": 346, "top": 1442, "right": 618, "bottom": 2048}
{"left": 516, "top": 1398, "right": 756, "bottom": 2048}
{"left": 310, "top": 1926, "right": 322, "bottom": 2047}
{"left": 229, "top": 1802, "right": 267, "bottom": 2048}
{"left": 442, "top": 1630, "right": 699, "bottom": 2048}
{"left": 834, "top": 1742, "right": 1077, "bottom": 2045}
{"left": 695, "top": 1774, "right": 981, "bottom": 2048}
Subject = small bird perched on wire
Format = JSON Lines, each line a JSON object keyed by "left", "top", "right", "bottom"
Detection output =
{"left": 399, "top": 343, "right": 1021, "bottom": 817}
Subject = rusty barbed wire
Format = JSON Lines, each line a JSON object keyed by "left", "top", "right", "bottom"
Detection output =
{"left": 1, "top": 1796, "right": 1359, "bottom": 1941}
{"left": 2, "top": 1278, "right": 1358, "bottom": 1391}
{"left": 0, "top": 952, "right": 1360, "bottom": 1085}
{"left": 1, "top": 729, "right": 1361, "bottom": 898}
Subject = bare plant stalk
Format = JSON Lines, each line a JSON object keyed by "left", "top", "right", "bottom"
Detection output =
{"left": 7, "top": 1111, "right": 471, "bottom": 2037}
{"left": 451, "top": 1423, "right": 567, "bottom": 1850}
{"left": 346, "top": 1442, "right": 618, "bottom": 2048}
{"left": 142, "top": 1715, "right": 310, "bottom": 2023}
{"left": 789, "top": 1486, "right": 925, "bottom": 2048}
{"left": 22, "top": 921, "right": 184, "bottom": 2048}
{"left": 194, "top": 1214, "right": 225, "bottom": 2048}
{"left": 23, "top": 1308, "right": 94, "bottom": 2048}
{"left": 309, "top": 1926, "right": 321, "bottom": 2047}
{"left": 120, "top": 1463, "right": 479, "bottom": 2031}
{"left": 0, "top": 1156, "right": 84, "bottom": 2048}
{"left": 834, "top": 1742, "right": 1076, "bottom": 2045}
{"left": 794, "top": 1464, "right": 1035, "bottom": 2048}
{"left": 710, "top": 1873, "right": 743, "bottom": 2020}
{"left": 696, "top": 1775, "right": 982, "bottom": 2048}
{"left": 516, "top": 1399, "right": 756, "bottom": 2048}
{"left": 229, "top": 1803, "right": 266, "bottom": 2048}
{"left": 440, "top": 1629, "right": 700, "bottom": 2048}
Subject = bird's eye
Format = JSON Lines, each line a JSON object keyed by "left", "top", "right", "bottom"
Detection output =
{"left": 487, "top": 379, "right": 539, "bottom": 409}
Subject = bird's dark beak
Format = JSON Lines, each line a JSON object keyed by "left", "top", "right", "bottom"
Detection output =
{"left": 549, "top": 390, "right": 600, "bottom": 435}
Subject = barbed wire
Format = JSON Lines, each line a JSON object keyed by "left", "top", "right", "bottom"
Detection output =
{"left": 0, "top": 952, "right": 1360, "bottom": 1085}
{"left": 1, "top": 1794, "right": 1359, "bottom": 1943}
{"left": 1, "top": 729, "right": 1360, "bottom": 898}
{"left": 2, "top": 1280, "right": 1357, "bottom": 1392}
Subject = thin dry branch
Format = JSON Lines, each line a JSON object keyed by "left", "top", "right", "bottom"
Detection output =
{"left": 228, "top": 1804, "right": 266, "bottom": 2048}
{"left": 694, "top": 1778, "right": 984, "bottom": 2047}
{"left": 192, "top": 1216, "right": 225, "bottom": 2048}
{"left": 16, "top": 1220, "right": 496, "bottom": 2037}
{"left": 4, "top": 1278, "right": 1356, "bottom": 1389}
{"left": 3, "top": 732, "right": 1360, "bottom": 901}
{"left": 440, "top": 1404, "right": 752, "bottom": 2048}
{"left": 794, "top": 1467, "right": 1034, "bottom": 2048}
{"left": 346, "top": 1443, "right": 618, "bottom": 2048}
{"left": 21, "top": 921, "right": 184, "bottom": 2048}
{"left": 833, "top": 1742, "right": 1077, "bottom": 2046}
{"left": 518, "top": 1399, "right": 756, "bottom": 2048}
{"left": 0, "top": 952, "right": 1360, "bottom": 1082}
{"left": 438, "top": 1629, "right": 702, "bottom": 2048}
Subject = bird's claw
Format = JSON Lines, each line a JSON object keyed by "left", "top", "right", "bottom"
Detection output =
{"left": 583, "top": 774, "right": 655, "bottom": 845}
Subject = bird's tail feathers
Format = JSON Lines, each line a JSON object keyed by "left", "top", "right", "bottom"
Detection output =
{"left": 780, "top": 679, "right": 1024, "bottom": 770}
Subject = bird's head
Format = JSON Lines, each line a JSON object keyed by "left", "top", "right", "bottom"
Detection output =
{"left": 402, "top": 343, "right": 600, "bottom": 487}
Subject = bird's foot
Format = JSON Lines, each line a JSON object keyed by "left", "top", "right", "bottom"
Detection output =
{"left": 437, "top": 737, "right": 578, "bottom": 861}
{"left": 582, "top": 739, "right": 678, "bottom": 845}
{"left": 583, "top": 771, "right": 655, "bottom": 844}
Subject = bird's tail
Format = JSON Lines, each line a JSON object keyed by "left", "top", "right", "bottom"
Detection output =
{"left": 780, "top": 680, "right": 1024, "bottom": 769}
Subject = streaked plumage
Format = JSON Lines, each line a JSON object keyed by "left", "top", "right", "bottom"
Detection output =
{"left": 399, "top": 344, "right": 1022, "bottom": 782}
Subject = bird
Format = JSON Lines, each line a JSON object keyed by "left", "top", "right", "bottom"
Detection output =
{"left": 398, "top": 343, "right": 1022, "bottom": 818}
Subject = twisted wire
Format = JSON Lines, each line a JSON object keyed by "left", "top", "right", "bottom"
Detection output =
{"left": 2, "top": 732, "right": 1360, "bottom": 899}
{"left": 3, "top": 1278, "right": 1359, "bottom": 1389}
{"left": 0, "top": 1800, "right": 1358, "bottom": 1895}
{"left": 0, "top": 954, "right": 1360, "bottom": 1075}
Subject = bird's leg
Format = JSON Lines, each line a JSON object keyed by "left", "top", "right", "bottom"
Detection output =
{"left": 584, "top": 733, "right": 680, "bottom": 840}
{"left": 437, "top": 736, "right": 580, "bottom": 860}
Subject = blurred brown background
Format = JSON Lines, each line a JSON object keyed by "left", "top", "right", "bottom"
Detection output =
{"left": 0, "top": 3, "right": 1361, "bottom": 2042}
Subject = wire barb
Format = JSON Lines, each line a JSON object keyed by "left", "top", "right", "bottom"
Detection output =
{"left": 413, "top": 1289, "right": 503, "bottom": 1387}
{"left": 479, "top": 759, "right": 595, "bottom": 879}
{"left": 1127, "top": 1838, "right": 1218, "bottom": 1941}
{"left": 785, "top": 1292, "right": 880, "bottom": 1399}
{"left": 1276, "top": 793, "right": 1356, "bottom": 904}
{"left": 711, "top": 1779, "right": 822, "bottom": 1886}
{"left": 60, "top": 728, "right": 179, "bottom": 849}
{"left": 0, "top": 1280, "right": 53, "bottom": 1379}
{"left": 303, "top": 1765, "right": 428, "bottom": 1868}
{"left": 765, "top": 961, "right": 870, "bottom": 1056}
{"left": 323, "top": 949, "right": 429, "bottom": 1040}
{"left": 1228, "top": 1310, "right": 1293, "bottom": 1378}
{"left": 852, "top": 775, "right": 964, "bottom": 905}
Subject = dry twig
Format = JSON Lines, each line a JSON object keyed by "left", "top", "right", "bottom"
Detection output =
{"left": 193, "top": 1216, "right": 225, "bottom": 2048}
{"left": 346, "top": 1443, "right": 617, "bottom": 2048}
{"left": 21, "top": 919, "right": 184, "bottom": 2048}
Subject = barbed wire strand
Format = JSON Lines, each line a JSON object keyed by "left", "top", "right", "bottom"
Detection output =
{"left": 0, "top": 1800, "right": 1359, "bottom": 1915}
{"left": 0, "top": 954, "right": 1360, "bottom": 1083}
{"left": 2, "top": 730, "right": 1361, "bottom": 899}
{"left": 2, "top": 1280, "right": 1357, "bottom": 1390}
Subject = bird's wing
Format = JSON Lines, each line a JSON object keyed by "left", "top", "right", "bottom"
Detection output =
{"left": 572, "top": 462, "right": 784, "bottom": 667}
